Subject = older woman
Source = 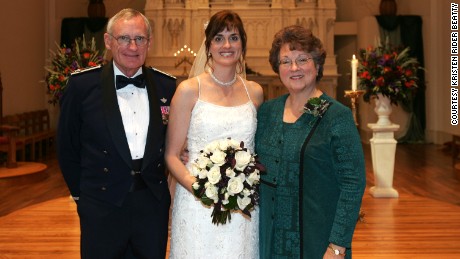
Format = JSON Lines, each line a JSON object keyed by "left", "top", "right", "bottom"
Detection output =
{"left": 256, "top": 25, "right": 365, "bottom": 258}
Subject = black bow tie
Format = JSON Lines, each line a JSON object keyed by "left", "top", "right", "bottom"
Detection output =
{"left": 116, "top": 74, "right": 145, "bottom": 90}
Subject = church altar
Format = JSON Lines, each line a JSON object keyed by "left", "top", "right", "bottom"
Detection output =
{"left": 144, "top": 0, "right": 339, "bottom": 99}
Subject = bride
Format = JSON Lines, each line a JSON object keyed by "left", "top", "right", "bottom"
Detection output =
{"left": 165, "top": 10, "right": 264, "bottom": 259}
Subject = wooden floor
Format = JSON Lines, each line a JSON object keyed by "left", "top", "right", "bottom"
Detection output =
{"left": 0, "top": 143, "right": 460, "bottom": 258}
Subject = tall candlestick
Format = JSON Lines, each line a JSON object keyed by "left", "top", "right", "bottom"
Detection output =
{"left": 351, "top": 54, "right": 358, "bottom": 91}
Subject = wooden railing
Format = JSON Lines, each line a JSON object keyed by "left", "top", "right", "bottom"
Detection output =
{"left": 0, "top": 109, "right": 55, "bottom": 168}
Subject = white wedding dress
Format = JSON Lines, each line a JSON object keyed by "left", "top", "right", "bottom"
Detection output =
{"left": 169, "top": 76, "right": 259, "bottom": 259}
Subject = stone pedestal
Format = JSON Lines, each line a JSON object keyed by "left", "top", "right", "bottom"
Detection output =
{"left": 368, "top": 123, "right": 400, "bottom": 198}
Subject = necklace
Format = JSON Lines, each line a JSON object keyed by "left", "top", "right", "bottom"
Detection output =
{"left": 209, "top": 71, "right": 237, "bottom": 87}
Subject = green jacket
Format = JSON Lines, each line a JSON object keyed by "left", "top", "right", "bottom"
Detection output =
{"left": 256, "top": 94, "right": 365, "bottom": 259}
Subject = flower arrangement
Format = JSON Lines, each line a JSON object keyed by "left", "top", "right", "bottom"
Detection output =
{"left": 45, "top": 35, "right": 105, "bottom": 105}
{"left": 303, "top": 97, "right": 331, "bottom": 118}
{"left": 191, "top": 138, "right": 265, "bottom": 225}
{"left": 357, "top": 41, "right": 422, "bottom": 105}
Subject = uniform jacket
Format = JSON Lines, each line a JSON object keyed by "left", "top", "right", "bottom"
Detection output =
{"left": 57, "top": 63, "right": 176, "bottom": 207}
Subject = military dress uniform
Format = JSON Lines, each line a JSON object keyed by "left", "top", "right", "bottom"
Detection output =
{"left": 57, "top": 62, "right": 176, "bottom": 258}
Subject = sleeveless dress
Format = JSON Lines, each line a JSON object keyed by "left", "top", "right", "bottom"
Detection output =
{"left": 169, "top": 76, "right": 259, "bottom": 259}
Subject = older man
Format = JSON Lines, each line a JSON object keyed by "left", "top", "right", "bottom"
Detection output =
{"left": 57, "top": 8, "right": 176, "bottom": 258}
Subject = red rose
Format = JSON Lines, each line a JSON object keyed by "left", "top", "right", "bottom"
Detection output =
{"left": 376, "top": 76, "right": 385, "bottom": 86}
{"left": 405, "top": 80, "right": 414, "bottom": 88}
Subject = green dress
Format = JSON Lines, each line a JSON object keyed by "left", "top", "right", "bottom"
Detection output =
{"left": 256, "top": 94, "right": 366, "bottom": 259}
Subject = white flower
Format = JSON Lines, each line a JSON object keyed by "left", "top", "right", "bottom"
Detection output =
{"left": 242, "top": 188, "right": 251, "bottom": 197}
{"left": 228, "top": 138, "right": 241, "bottom": 149}
{"left": 217, "top": 139, "right": 231, "bottom": 151}
{"left": 190, "top": 163, "right": 202, "bottom": 177}
{"left": 205, "top": 184, "right": 219, "bottom": 203}
{"left": 198, "top": 169, "right": 208, "bottom": 179}
{"left": 225, "top": 168, "right": 236, "bottom": 178}
{"left": 237, "top": 196, "right": 251, "bottom": 210}
{"left": 196, "top": 156, "right": 210, "bottom": 169}
{"left": 227, "top": 176, "right": 244, "bottom": 196}
{"left": 246, "top": 170, "right": 260, "bottom": 186}
{"left": 210, "top": 150, "right": 226, "bottom": 166}
{"left": 192, "top": 181, "right": 200, "bottom": 190}
{"left": 204, "top": 140, "right": 219, "bottom": 153}
{"left": 235, "top": 150, "right": 252, "bottom": 171}
{"left": 207, "top": 165, "right": 222, "bottom": 185}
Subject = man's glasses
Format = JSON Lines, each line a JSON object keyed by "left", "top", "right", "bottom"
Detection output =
{"left": 109, "top": 34, "right": 149, "bottom": 47}
{"left": 279, "top": 56, "right": 313, "bottom": 68}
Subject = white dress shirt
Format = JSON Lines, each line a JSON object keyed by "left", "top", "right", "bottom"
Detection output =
{"left": 113, "top": 63, "right": 149, "bottom": 160}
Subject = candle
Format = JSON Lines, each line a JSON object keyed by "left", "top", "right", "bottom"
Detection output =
{"left": 351, "top": 54, "right": 358, "bottom": 91}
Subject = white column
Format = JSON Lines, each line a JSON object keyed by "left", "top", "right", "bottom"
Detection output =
{"left": 368, "top": 123, "right": 400, "bottom": 198}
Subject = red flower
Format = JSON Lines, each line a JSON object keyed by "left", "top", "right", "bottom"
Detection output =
{"left": 82, "top": 52, "right": 91, "bottom": 59}
{"left": 405, "top": 80, "right": 415, "bottom": 88}
{"left": 376, "top": 76, "right": 385, "bottom": 87}
{"left": 359, "top": 71, "right": 371, "bottom": 80}
{"left": 64, "top": 67, "right": 71, "bottom": 75}
{"left": 383, "top": 67, "right": 392, "bottom": 73}
{"left": 88, "top": 61, "right": 97, "bottom": 67}
{"left": 50, "top": 84, "right": 60, "bottom": 91}
{"left": 404, "top": 69, "right": 413, "bottom": 77}
{"left": 383, "top": 54, "right": 392, "bottom": 61}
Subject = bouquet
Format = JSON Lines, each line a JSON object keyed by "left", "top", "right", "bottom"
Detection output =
{"left": 191, "top": 138, "right": 265, "bottom": 225}
{"left": 358, "top": 41, "right": 422, "bottom": 105}
{"left": 45, "top": 35, "right": 105, "bottom": 105}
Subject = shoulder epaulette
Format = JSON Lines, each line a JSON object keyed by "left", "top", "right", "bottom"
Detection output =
{"left": 149, "top": 66, "right": 176, "bottom": 79}
{"left": 71, "top": 65, "right": 102, "bottom": 76}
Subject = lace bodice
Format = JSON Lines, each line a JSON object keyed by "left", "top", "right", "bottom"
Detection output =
{"left": 169, "top": 79, "right": 259, "bottom": 259}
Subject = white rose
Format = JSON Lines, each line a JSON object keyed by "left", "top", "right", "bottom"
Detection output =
{"left": 246, "top": 171, "right": 260, "bottom": 186}
{"left": 227, "top": 177, "right": 244, "bottom": 196}
{"left": 204, "top": 140, "right": 219, "bottom": 153}
{"left": 234, "top": 150, "right": 252, "bottom": 171}
{"left": 242, "top": 188, "right": 251, "bottom": 197}
{"left": 205, "top": 185, "right": 219, "bottom": 203}
{"left": 217, "top": 139, "right": 231, "bottom": 151}
{"left": 225, "top": 168, "right": 236, "bottom": 178}
{"left": 192, "top": 181, "right": 200, "bottom": 190}
{"left": 207, "top": 165, "right": 222, "bottom": 185}
{"left": 210, "top": 150, "right": 226, "bottom": 166}
{"left": 198, "top": 169, "right": 208, "bottom": 179}
{"left": 238, "top": 172, "right": 246, "bottom": 181}
{"left": 237, "top": 196, "right": 252, "bottom": 210}
{"left": 228, "top": 139, "right": 241, "bottom": 149}
{"left": 190, "top": 163, "right": 202, "bottom": 177}
{"left": 196, "top": 156, "right": 210, "bottom": 169}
